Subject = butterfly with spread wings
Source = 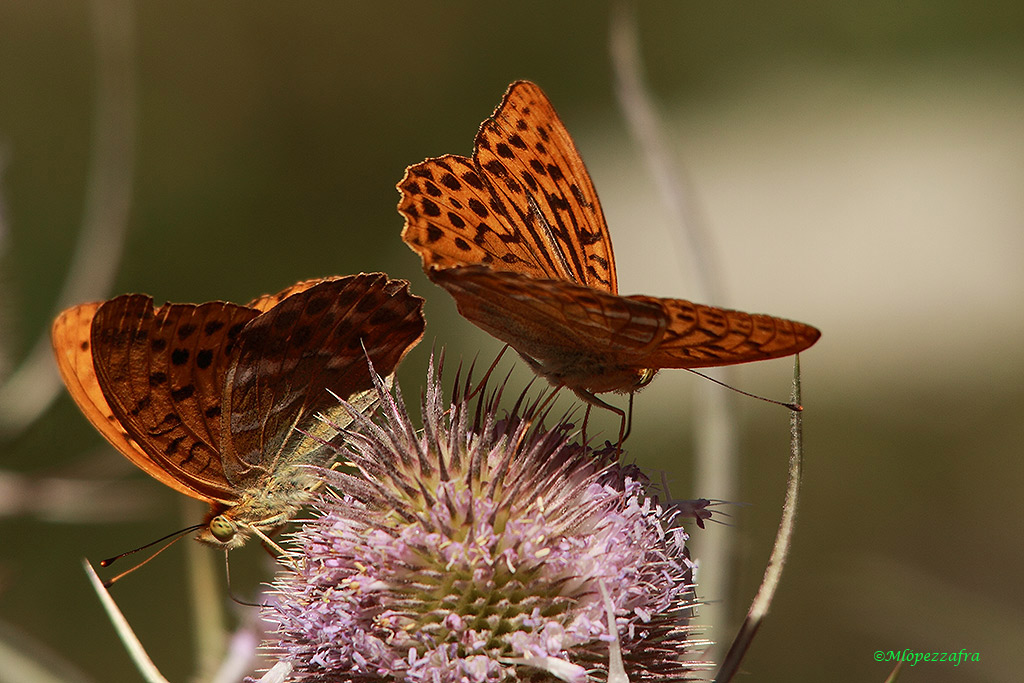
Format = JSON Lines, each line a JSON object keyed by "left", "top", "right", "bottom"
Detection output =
{"left": 398, "top": 80, "right": 819, "bottom": 411}
{"left": 52, "top": 273, "right": 424, "bottom": 548}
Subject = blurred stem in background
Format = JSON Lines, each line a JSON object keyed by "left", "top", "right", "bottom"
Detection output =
{"left": 0, "top": 0, "right": 135, "bottom": 438}
{"left": 609, "top": 0, "right": 739, "bottom": 653}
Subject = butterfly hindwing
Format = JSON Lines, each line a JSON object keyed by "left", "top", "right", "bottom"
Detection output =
{"left": 636, "top": 297, "right": 823, "bottom": 369}
{"left": 50, "top": 302, "right": 181, "bottom": 493}
{"left": 89, "top": 295, "right": 260, "bottom": 503}
{"left": 428, "top": 266, "right": 662, "bottom": 382}
{"left": 400, "top": 154, "right": 579, "bottom": 282}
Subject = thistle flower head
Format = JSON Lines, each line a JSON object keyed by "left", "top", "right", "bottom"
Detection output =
{"left": 261, "top": 362, "right": 707, "bottom": 681}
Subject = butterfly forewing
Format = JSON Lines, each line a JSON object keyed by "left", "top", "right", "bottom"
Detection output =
{"left": 398, "top": 81, "right": 616, "bottom": 291}
{"left": 89, "top": 295, "right": 260, "bottom": 503}
{"left": 220, "top": 274, "right": 425, "bottom": 488}
{"left": 430, "top": 266, "right": 658, "bottom": 361}
{"left": 247, "top": 277, "right": 330, "bottom": 313}
{"left": 430, "top": 267, "right": 663, "bottom": 395}
{"left": 474, "top": 80, "right": 616, "bottom": 291}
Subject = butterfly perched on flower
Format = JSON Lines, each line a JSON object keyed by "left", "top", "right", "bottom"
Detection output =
{"left": 398, "top": 80, "right": 819, "bottom": 409}
{"left": 52, "top": 273, "right": 424, "bottom": 548}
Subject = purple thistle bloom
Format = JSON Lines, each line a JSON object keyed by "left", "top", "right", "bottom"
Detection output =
{"left": 261, "top": 363, "right": 708, "bottom": 681}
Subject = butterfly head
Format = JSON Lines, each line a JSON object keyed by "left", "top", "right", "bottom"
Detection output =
{"left": 197, "top": 502, "right": 273, "bottom": 549}
{"left": 205, "top": 514, "right": 242, "bottom": 546}
{"left": 193, "top": 509, "right": 250, "bottom": 549}
{"left": 198, "top": 512, "right": 284, "bottom": 549}
{"left": 198, "top": 487, "right": 308, "bottom": 549}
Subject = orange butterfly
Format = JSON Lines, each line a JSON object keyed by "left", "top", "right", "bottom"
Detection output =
{"left": 398, "top": 80, "right": 820, "bottom": 409}
{"left": 52, "top": 273, "right": 424, "bottom": 548}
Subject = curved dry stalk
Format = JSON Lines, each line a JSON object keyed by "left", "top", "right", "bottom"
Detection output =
{"left": 0, "top": 0, "right": 136, "bottom": 436}
{"left": 713, "top": 356, "right": 804, "bottom": 682}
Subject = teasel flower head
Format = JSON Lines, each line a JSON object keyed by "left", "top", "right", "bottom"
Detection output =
{"left": 260, "top": 360, "right": 708, "bottom": 682}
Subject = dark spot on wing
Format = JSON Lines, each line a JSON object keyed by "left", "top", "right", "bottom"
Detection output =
{"left": 370, "top": 306, "right": 400, "bottom": 324}
{"left": 356, "top": 295, "right": 380, "bottom": 313}
{"left": 448, "top": 212, "right": 466, "bottom": 229}
{"left": 172, "top": 384, "right": 195, "bottom": 401}
{"left": 273, "top": 309, "right": 300, "bottom": 330}
{"left": 306, "top": 295, "right": 330, "bottom": 315}
{"left": 468, "top": 198, "right": 489, "bottom": 218}
{"left": 291, "top": 325, "right": 313, "bottom": 346}
{"left": 482, "top": 160, "right": 508, "bottom": 179}
{"left": 195, "top": 349, "right": 214, "bottom": 369}
{"left": 441, "top": 173, "right": 461, "bottom": 190}
{"left": 421, "top": 198, "right": 441, "bottom": 217}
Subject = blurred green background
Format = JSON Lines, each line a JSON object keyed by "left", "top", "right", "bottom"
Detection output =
{"left": 1, "top": 2, "right": 1022, "bottom": 681}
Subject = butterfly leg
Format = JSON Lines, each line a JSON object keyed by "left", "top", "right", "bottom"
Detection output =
{"left": 581, "top": 403, "right": 593, "bottom": 446}
{"left": 616, "top": 392, "right": 637, "bottom": 450}
{"left": 572, "top": 388, "right": 628, "bottom": 455}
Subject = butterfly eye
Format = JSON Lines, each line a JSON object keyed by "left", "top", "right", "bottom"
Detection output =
{"left": 209, "top": 515, "right": 237, "bottom": 543}
{"left": 635, "top": 369, "right": 657, "bottom": 389}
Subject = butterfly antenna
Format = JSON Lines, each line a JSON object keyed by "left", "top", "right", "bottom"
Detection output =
{"left": 684, "top": 368, "right": 803, "bottom": 411}
{"left": 465, "top": 344, "right": 510, "bottom": 401}
{"left": 99, "top": 523, "right": 205, "bottom": 586}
